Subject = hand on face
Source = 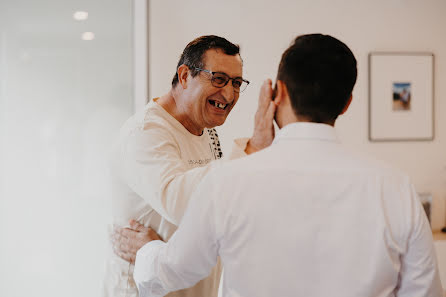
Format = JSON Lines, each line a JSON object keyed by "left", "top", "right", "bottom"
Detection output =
{"left": 111, "top": 220, "right": 162, "bottom": 264}
{"left": 245, "top": 79, "right": 277, "bottom": 154}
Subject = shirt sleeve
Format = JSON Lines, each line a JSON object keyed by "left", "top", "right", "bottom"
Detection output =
{"left": 133, "top": 171, "right": 221, "bottom": 297}
{"left": 396, "top": 184, "right": 443, "bottom": 297}
{"left": 118, "top": 123, "right": 247, "bottom": 226}
{"left": 229, "top": 137, "right": 249, "bottom": 159}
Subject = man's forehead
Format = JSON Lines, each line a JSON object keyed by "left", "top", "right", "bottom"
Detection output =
{"left": 202, "top": 49, "right": 243, "bottom": 76}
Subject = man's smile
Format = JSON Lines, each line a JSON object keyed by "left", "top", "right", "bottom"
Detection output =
{"left": 208, "top": 99, "right": 229, "bottom": 110}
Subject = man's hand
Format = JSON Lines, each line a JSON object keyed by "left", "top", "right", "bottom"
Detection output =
{"left": 111, "top": 219, "right": 162, "bottom": 264}
{"left": 245, "top": 79, "right": 277, "bottom": 154}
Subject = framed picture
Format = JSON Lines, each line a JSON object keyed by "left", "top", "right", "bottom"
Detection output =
{"left": 368, "top": 52, "right": 434, "bottom": 141}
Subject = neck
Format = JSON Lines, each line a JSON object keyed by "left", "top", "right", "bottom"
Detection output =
{"left": 295, "top": 115, "right": 335, "bottom": 127}
{"left": 277, "top": 112, "right": 335, "bottom": 129}
{"left": 157, "top": 88, "right": 204, "bottom": 136}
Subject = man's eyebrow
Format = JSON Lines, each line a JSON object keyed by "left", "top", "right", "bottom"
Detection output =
{"left": 213, "top": 70, "right": 243, "bottom": 79}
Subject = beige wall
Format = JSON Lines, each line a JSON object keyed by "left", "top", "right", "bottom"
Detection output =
{"left": 148, "top": 0, "right": 446, "bottom": 230}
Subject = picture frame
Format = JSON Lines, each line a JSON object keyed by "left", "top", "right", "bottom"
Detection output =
{"left": 368, "top": 52, "right": 434, "bottom": 142}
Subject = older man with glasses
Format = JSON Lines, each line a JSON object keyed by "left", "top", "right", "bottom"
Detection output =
{"left": 104, "top": 35, "right": 276, "bottom": 297}
{"left": 132, "top": 34, "right": 442, "bottom": 297}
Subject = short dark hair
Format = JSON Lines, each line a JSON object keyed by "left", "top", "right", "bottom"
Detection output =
{"left": 171, "top": 35, "right": 241, "bottom": 87}
{"left": 277, "top": 34, "right": 357, "bottom": 123}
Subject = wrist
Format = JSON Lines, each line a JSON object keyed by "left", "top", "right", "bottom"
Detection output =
{"left": 244, "top": 139, "right": 260, "bottom": 155}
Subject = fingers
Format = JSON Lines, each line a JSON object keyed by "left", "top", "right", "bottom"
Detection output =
{"left": 111, "top": 227, "right": 131, "bottom": 254}
{"left": 112, "top": 231, "right": 140, "bottom": 254}
{"left": 113, "top": 244, "right": 136, "bottom": 264}
{"left": 129, "top": 219, "right": 146, "bottom": 232}
{"left": 255, "top": 79, "right": 274, "bottom": 123}
{"left": 246, "top": 79, "right": 276, "bottom": 154}
{"left": 111, "top": 222, "right": 162, "bottom": 263}
{"left": 255, "top": 85, "right": 276, "bottom": 128}
{"left": 265, "top": 100, "right": 277, "bottom": 122}
{"left": 129, "top": 220, "right": 144, "bottom": 231}
{"left": 120, "top": 227, "right": 140, "bottom": 240}
{"left": 258, "top": 79, "right": 273, "bottom": 108}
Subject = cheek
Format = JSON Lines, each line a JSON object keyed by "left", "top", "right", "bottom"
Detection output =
{"left": 232, "top": 95, "right": 240, "bottom": 107}
{"left": 199, "top": 88, "right": 213, "bottom": 103}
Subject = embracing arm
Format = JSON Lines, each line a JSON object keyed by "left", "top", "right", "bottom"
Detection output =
{"left": 113, "top": 79, "right": 277, "bottom": 264}
{"left": 133, "top": 173, "right": 222, "bottom": 297}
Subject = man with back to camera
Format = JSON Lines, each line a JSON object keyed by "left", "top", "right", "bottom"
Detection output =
{"left": 129, "top": 34, "right": 443, "bottom": 297}
{"left": 103, "top": 35, "right": 275, "bottom": 297}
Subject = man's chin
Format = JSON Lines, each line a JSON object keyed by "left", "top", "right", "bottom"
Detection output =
{"left": 206, "top": 118, "right": 226, "bottom": 129}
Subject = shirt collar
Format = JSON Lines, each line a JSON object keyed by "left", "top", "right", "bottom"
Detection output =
{"left": 273, "top": 122, "right": 339, "bottom": 144}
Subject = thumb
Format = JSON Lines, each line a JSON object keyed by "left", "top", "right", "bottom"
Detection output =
{"left": 129, "top": 219, "right": 146, "bottom": 232}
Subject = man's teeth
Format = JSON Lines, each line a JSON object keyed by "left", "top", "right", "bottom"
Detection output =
{"left": 211, "top": 101, "right": 227, "bottom": 109}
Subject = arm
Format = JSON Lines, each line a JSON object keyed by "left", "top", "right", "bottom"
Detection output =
{"left": 112, "top": 220, "right": 162, "bottom": 264}
{"left": 119, "top": 79, "right": 276, "bottom": 226}
{"left": 133, "top": 172, "right": 221, "bottom": 297}
{"left": 112, "top": 80, "right": 277, "bottom": 262}
{"left": 119, "top": 124, "right": 220, "bottom": 226}
{"left": 245, "top": 79, "right": 277, "bottom": 154}
{"left": 396, "top": 185, "right": 443, "bottom": 297}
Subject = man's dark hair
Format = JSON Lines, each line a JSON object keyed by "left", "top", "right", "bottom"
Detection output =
{"left": 277, "top": 34, "right": 357, "bottom": 123}
{"left": 171, "top": 35, "right": 240, "bottom": 87}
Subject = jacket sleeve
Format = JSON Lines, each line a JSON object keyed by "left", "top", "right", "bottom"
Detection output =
{"left": 118, "top": 123, "right": 247, "bottom": 226}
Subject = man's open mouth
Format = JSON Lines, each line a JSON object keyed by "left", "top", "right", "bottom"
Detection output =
{"left": 209, "top": 100, "right": 228, "bottom": 110}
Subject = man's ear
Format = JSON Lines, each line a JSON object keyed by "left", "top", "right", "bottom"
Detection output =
{"left": 177, "top": 64, "right": 189, "bottom": 89}
{"left": 273, "top": 80, "right": 288, "bottom": 106}
{"left": 340, "top": 94, "right": 353, "bottom": 115}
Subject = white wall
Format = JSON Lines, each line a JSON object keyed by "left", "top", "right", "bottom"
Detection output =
{"left": 148, "top": 0, "right": 446, "bottom": 230}
{"left": 134, "top": 0, "right": 149, "bottom": 110}
{"left": 0, "top": 0, "right": 133, "bottom": 296}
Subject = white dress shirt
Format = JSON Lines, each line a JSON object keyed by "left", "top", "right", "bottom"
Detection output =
{"left": 134, "top": 122, "right": 443, "bottom": 297}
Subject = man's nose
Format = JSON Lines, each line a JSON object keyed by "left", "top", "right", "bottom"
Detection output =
{"left": 220, "top": 81, "right": 236, "bottom": 102}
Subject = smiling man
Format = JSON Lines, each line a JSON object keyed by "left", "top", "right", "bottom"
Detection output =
{"left": 132, "top": 34, "right": 442, "bottom": 297}
{"left": 103, "top": 35, "right": 275, "bottom": 297}
{"left": 159, "top": 43, "right": 246, "bottom": 136}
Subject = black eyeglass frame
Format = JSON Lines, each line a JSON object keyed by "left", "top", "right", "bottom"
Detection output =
{"left": 194, "top": 67, "right": 250, "bottom": 92}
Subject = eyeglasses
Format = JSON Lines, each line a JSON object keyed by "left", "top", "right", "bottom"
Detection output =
{"left": 194, "top": 67, "right": 250, "bottom": 93}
